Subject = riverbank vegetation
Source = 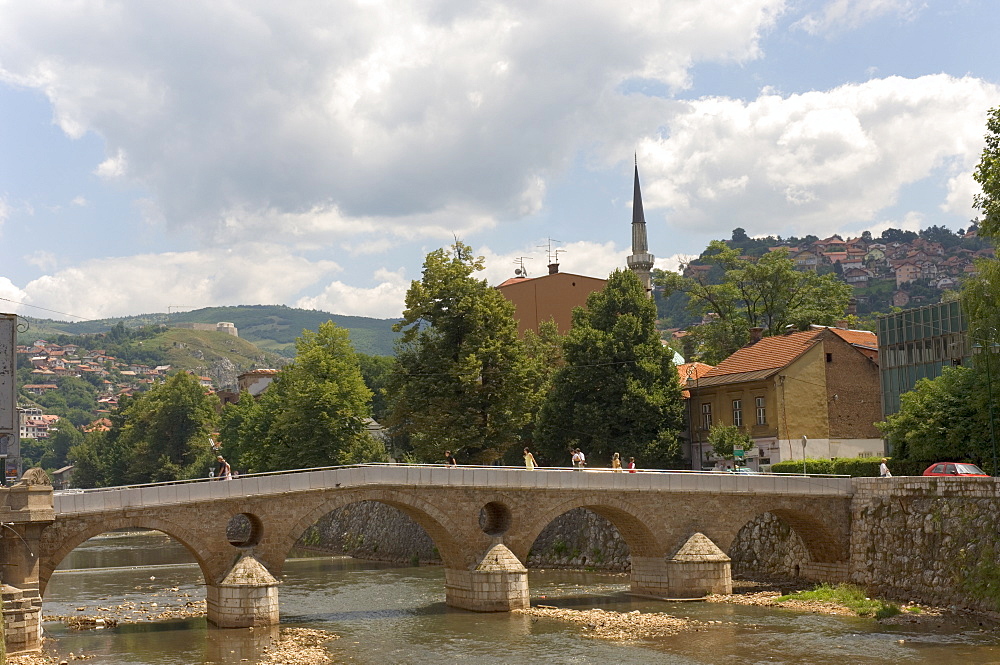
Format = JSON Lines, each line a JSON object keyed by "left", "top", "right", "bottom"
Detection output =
{"left": 774, "top": 583, "right": 901, "bottom": 619}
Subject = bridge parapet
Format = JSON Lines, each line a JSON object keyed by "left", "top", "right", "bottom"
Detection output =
{"left": 54, "top": 465, "right": 855, "bottom": 515}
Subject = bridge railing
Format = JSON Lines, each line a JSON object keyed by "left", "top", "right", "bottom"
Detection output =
{"left": 54, "top": 463, "right": 854, "bottom": 515}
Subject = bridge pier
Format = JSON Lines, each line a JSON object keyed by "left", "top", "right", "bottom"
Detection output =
{"left": 632, "top": 533, "right": 732, "bottom": 599}
{"left": 206, "top": 553, "right": 280, "bottom": 628}
{"left": 0, "top": 472, "right": 54, "bottom": 654}
{"left": 445, "top": 543, "right": 529, "bottom": 612}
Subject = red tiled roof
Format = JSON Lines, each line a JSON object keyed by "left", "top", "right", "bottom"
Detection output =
{"left": 702, "top": 330, "right": 823, "bottom": 378}
{"left": 827, "top": 327, "right": 877, "bottom": 349}
{"left": 677, "top": 362, "right": 715, "bottom": 398}
{"left": 497, "top": 276, "right": 532, "bottom": 288}
{"left": 698, "top": 326, "right": 878, "bottom": 386}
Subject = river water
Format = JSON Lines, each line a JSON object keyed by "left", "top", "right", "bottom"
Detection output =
{"left": 41, "top": 531, "right": 1000, "bottom": 664}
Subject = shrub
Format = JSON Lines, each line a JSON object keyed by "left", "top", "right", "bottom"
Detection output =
{"left": 771, "top": 458, "right": 834, "bottom": 475}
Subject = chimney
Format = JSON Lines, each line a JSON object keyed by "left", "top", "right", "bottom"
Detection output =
{"left": 548, "top": 263, "right": 559, "bottom": 275}
{"left": 748, "top": 327, "right": 764, "bottom": 345}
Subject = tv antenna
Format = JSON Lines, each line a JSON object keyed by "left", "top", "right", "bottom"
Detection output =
{"left": 513, "top": 257, "right": 532, "bottom": 277}
{"left": 538, "top": 238, "right": 564, "bottom": 264}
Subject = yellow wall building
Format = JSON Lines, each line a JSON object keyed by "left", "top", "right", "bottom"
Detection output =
{"left": 685, "top": 326, "right": 883, "bottom": 470}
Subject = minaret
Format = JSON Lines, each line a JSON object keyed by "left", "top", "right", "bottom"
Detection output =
{"left": 626, "top": 159, "right": 655, "bottom": 297}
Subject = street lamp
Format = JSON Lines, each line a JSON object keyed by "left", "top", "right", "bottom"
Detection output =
{"left": 801, "top": 435, "right": 808, "bottom": 476}
{"left": 974, "top": 333, "right": 999, "bottom": 476}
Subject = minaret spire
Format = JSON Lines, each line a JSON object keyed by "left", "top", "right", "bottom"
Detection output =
{"left": 626, "top": 158, "right": 655, "bottom": 297}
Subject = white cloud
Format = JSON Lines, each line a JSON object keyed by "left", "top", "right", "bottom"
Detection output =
{"left": 94, "top": 150, "right": 126, "bottom": 179}
{"left": 24, "top": 251, "right": 57, "bottom": 271}
{"left": 480, "top": 240, "right": 628, "bottom": 284}
{"left": 16, "top": 246, "right": 340, "bottom": 320}
{"left": 636, "top": 74, "right": 1000, "bottom": 239}
{"left": 794, "top": 0, "right": 925, "bottom": 35}
{"left": 0, "top": 277, "right": 27, "bottom": 312}
{"left": 70, "top": 196, "right": 88, "bottom": 207}
{"left": 295, "top": 268, "right": 410, "bottom": 319}
{"left": 0, "top": 196, "right": 8, "bottom": 229}
{"left": 0, "top": 1, "right": 784, "bottom": 244}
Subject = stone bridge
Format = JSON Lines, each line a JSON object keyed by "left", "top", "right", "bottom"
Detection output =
{"left": 1, "top": 465, "right": 855, "bottom": 651}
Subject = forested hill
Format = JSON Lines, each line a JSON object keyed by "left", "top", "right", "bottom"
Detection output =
{"left": 18, "top": 305, "right": 401, "bottom": 357}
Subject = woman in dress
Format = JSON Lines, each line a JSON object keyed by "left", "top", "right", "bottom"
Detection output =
{"left": 523, "top": 447, "right": 537, "bottom": 470}
{"left": 611, "top": 452, "right": 622, "bottom": 472}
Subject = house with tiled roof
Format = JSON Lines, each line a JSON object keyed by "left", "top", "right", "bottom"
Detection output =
{"left": 684, "top": 326, "right": 883, "bottom": 470}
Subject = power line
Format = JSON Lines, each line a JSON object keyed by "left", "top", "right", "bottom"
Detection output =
{"left": 0, "top": 297, "right": 88, "bottom": 321}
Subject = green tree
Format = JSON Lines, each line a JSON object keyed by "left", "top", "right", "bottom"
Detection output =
{"left": 223, "top": 322, "right": 384, "bottom": 472}
{"left": 508, "top": 319, "right": 564, "bottom": 464}
{"left": 876, "top": 366, "right": 995, "bottom": 470}
{"left": 660, "top": 242, "right": 851, "bottom": 363}
{"left": 386, "top": 242, "right": 532, "bottom": 464}
{"left": 47, "top": 419, "right": 83, "bottom": 469}
{"left": 534, "top": 269, "right": 685, "bottom": 468}
{"left": 974, "top": 107, "right": 1000, "bottom": 238}
{"left": 68, "top": 373, "right": 219, "bottom": 486}
{"left": 707, "top": 424, "right": 752, "bottom": 462}
{"left": 356, "top": 353, "right": 396, "bottom": 422}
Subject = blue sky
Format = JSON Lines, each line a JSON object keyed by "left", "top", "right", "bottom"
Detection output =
{"left": 1, "top": 0, "right": 998, "bottom": 321}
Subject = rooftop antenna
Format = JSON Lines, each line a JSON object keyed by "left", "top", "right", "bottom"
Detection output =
{"left": 537, "top": 238, "right": 563, "bottom": 264}
{"left": 513, "top": 257, "right": 532, "bottom": 278}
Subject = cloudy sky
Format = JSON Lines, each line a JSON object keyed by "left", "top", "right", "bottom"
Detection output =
{"left": 1, "top": 0, "right": 998, "bottom": 321}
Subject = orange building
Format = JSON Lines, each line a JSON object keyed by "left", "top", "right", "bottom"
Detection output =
{"left": 496, "top": 265, "right": 606, "bottom": 335}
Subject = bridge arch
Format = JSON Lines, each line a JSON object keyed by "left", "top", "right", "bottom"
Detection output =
{"left": 509, "top": 493, "right": 664, "bottom": 564}
{"left": 252, "top": 487, "right": 468, "bottom": 574}
{"left": 718, "top": 503, "right": 850, "bottom": 565}
{"left": 38, "top": 517, "right": 210, "bottom": 597}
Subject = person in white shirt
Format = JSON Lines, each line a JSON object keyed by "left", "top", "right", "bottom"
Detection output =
{"left": 879, "top": 458, "right": 892, "bottom": 478}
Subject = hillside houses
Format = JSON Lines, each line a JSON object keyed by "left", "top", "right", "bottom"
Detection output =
{"left": 17, "top": 340, "right": 173, "bottom": 393}
{"left": 761, "top": 233, "right": 991, "bottom": 305}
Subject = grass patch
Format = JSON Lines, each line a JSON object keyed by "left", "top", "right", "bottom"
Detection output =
{"left": 775, "top": 583, "right": 900, "bottom": 619}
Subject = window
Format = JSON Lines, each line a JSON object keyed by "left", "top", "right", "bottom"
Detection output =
{"left": 732, "top": 399, "right": 742, "bottom": 427}
{"left": 755, "top": 397, "right": 766, "bottom": 425}
{"left": 826, "top": 352, "right": 833, "bottom": 363}
{"left": 701, "top": 403, "right": 712, "bottom": 430}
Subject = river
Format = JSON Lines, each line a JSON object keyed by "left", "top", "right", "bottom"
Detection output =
{"left": 40, "top": 531, "right": 1000, "bottom": 664}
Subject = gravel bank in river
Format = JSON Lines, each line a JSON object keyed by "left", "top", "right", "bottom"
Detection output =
{"left": 513, "top": 606, "right": 721, "bottom": 640}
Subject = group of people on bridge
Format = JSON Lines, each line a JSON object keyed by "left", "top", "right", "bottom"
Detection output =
{"left": 443, "top": 448, "right": 636, "bottom": 472}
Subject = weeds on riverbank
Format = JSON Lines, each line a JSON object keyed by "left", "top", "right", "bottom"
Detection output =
{"left": 775, "top": 583, "right": 900, "bottom": 619}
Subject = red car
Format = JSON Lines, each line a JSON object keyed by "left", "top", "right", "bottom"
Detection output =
{"left": 922, "top": 462, "right": 989, "bottom": 477}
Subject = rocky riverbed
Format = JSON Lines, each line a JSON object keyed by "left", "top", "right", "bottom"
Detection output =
{"left": 7, "top": 627, "right": 342, "bottom": 665}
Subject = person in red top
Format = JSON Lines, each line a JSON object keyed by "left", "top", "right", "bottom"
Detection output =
{"left": 627, "top": 457, "right": 636, "bottom": 473}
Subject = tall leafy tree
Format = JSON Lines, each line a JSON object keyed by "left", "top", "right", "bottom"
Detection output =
{"left": 660, "top": 241, "right": 851, "bottom": 363}
{"left": 386, "top": 242, "right": 532, "bottom": 464}
{"left": 356, "top": 353, "right": 396, "bottom": 422}
{"left": 534, "top": 269, "right": 685, "bottom": 468}
{"left": 508, "top": 319, "right": 564, "bottom": 464}
{"left": 876, "top": 366, "right": 998, "bottom": 472}
{"left": 223, "top": 321, "right": 384, "bottom": 472}
{"left": 68, "top": 372, "right": 219, "bottom": 486}
{"left": 974, "top": 107, "right": 1000, "bottom": 239}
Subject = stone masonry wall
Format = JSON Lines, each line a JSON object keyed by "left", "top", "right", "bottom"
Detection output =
{"left": 849, "top": 477, "right": 1000, "bottom": 615}
{"left": 728, "top": 512, "right": 809, "bottom": 577}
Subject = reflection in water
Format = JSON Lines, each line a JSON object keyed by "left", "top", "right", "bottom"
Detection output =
{"left": 41, "top": 531, "right": 1000, "bottom": 665}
